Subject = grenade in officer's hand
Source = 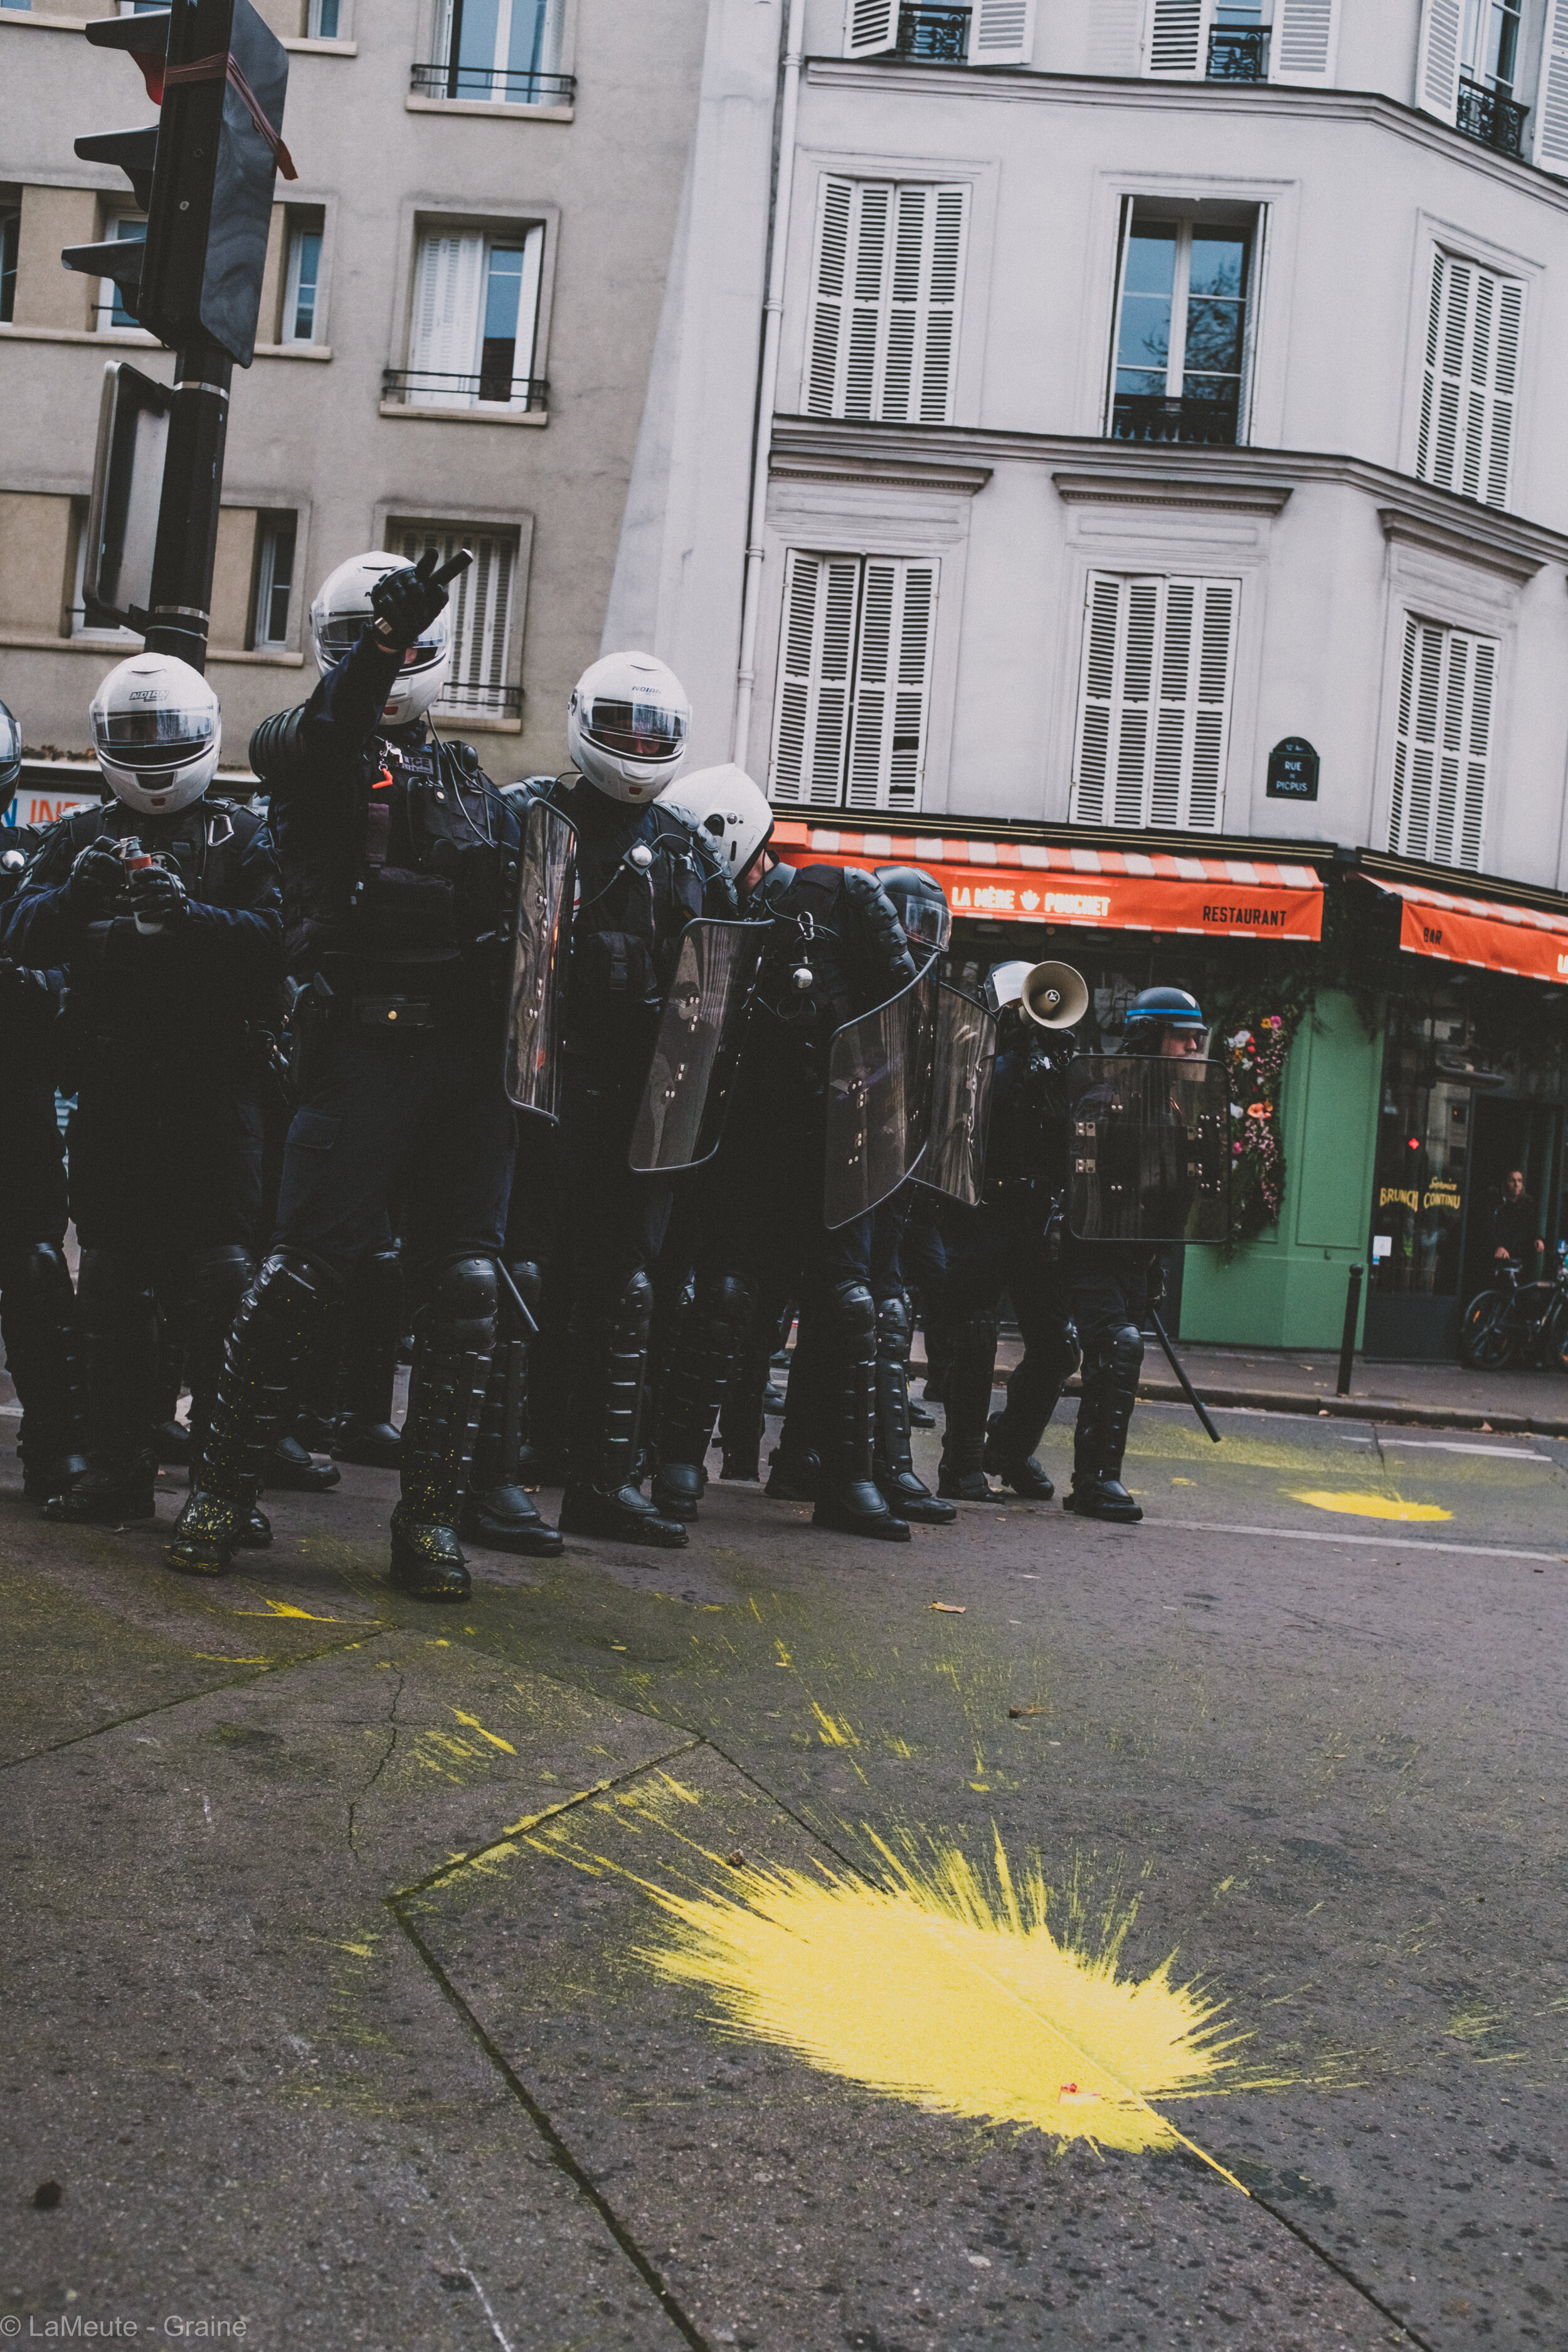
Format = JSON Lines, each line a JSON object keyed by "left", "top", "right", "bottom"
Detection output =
{"left": 66, "top": 835, "right": 125, "bottom": 916}
{"left": 369, "top": 546, "right": 468, "bottom": 651}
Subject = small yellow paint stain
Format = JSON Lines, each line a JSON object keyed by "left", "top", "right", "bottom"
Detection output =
{"left": 930, "top": 1602, "right": 967, "bottom": 1614}
{"left": 336, "top": 1942, "right": 374, "bottom": 1958}
{"left": 1286, "top": 1491, "right": 1452, "bottom": 1523}
{"left": 1172, "top": 1477, "right": 1195, "bottom": 1486}
{"left": 637, "top": 1830, "right": 1244, "bottom": 2174}
{"left": 812, "top": 1705, "right": 859, "bottom": 1749}
{"left": 192, "top": 1654, "right": 269, "bottom": 1665}
{"left": 450, "top": 1709, "right": 517, "bottom": 1754}
{"left": 231, "top": 1600, "right": 363, "bottom": 1621}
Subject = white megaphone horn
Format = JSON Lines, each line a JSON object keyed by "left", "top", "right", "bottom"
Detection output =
{"left": 983, "top": 959, "right": 1089, "bottom": 1030}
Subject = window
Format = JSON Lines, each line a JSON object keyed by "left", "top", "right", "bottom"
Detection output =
{"left": 1417, "top": 0, "right": 1528, "bottom": 153}
{"left": 1110, "top": 203, "right": 1255, "bottom": 445}
{"left": 393, "top": 522, "right": 519, "bottom": 716}
{"left": 307, "top": 0, "right": 341, "bottom": 34}
{"left": 1389, "top": 616, "right": 1495, "bottom": 871}
{"left": 1463, "top": 0, "right": 1520, "bottom": 93}
{"left": 419, "top": 0, "right": 567, "bottom": 103}
{"left": 1071, "top": 573, "right": 1238, "bottom": 831}
{"left": 804, "top": 177, "right": 968, "bottom": 425}
{"left": 252, "top": 514, "right": 296, "bottom": 649}
{"left": 1145, "top": 0, "right": 1338, "bottom": 83}
{"left": 0, "top": 208, "right": 17, "bottom": 324}
{"left": 283, "top": 222, "right": 322, "bottom": 344}
{"left": 843, "top": 0, "right": 1036, "bottom": 64}
{"left": 770, "top": 551, "right": 938, "bottom": 814}
{"left": 395, "top": 228, "right": 545, "bottom": 410}
{"left": 96, "top": 216, "right": 146, "bottom": 331}
{"left": 1414, "top": 250, "right": 1521, "bottom": 511}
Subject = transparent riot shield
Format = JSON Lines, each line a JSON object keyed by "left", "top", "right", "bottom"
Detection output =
{"left": 912, "top": 983, "right": 997, "bottom": 1210}
{"left": 1066, "top": 1056, "right": 1230, "bottom": 1243}
{"left": 627, "top": 919, "right": 765, "bottom": 1173}
{"left": 502, "top": 798, "right": 576, "bottom": 1124}
{"left": 822, "top": 965, "right": 938, "bottom": 1230}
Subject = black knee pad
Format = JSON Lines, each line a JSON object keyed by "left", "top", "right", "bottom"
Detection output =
{"left": 77, "top": 1248, "right": 155, "bottom": 1327}
{"left": 1, "top": 1241, "right": 73, "bottom": 1313}
{"left": 704, "top": 1269, "right": 753, "bottom": 1329}
{"left": 187, "top": 1245, "right": 255, "bottom": 1326}
{"left": 257, "top": 1248, "right": 344, "bottom": 1318}
{"left": 876, "top": 1290, "right": 912, "bottom": 1358}
{"left": 413, "top": 1253, "right": 498, "bottom": 1348}
{"left": 824, "top": 1280, "right": 877, "bottom": 1346}
{"left": 1101, "top": 1322, "right": 1143, "bottom": 1391}
{"left": 615, "top": 1267, "right": 655, "bottom": 1323}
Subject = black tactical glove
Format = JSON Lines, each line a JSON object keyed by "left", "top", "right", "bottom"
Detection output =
{"left": 369, "top": 548, "right": 449, "bottom": 651}
{"left": 66, "top": 835, "right": 124, "bottom": 916}
{"left": 124, "top": 859, "right": 188, "bottom": 928}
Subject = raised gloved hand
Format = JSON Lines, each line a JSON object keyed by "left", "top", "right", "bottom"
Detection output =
{"left": 66, "top": 835, "right": 124, "bottom": 916}
{"left": 124, "top": 858, "right": 188, "bottom": 928}
{"left": 369, "top": 548, "right": 449, "bottom": 651}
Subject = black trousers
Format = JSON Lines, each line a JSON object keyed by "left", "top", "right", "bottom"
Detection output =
{"left": 69, "top": 1069, "right": 263, "bottom": 1256}
{"left": 0, "top": 1069, "right": 68, "bottom": 1246}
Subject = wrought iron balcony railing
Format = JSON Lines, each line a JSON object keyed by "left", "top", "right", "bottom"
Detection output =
{"left": 437, "top": 681, "right": 524, "bottom": 718}
{"left": 383, "top": 368, "right": 549, "bottom": 411}
{"left": 1455, "top": 77, "right": 1528, "bottom": 157}
{"left": 894, "top": 3, "right": 971, "bottom": 61}
{"left": 1110, "top": 391, "right": 1241, "bottom": 448}
{"left": 410, "top": 60, "right": 576, "bottom": 105}
{"left": 1206, "top": 26, "right": 1269, "bottom": 80}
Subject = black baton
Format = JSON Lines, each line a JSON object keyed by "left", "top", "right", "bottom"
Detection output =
{"left": 495, "top": 1258, "right": 539, "bottom": 1338}
{"left": 1148, "top": 1305, "right": 1221, "bottom": 1444}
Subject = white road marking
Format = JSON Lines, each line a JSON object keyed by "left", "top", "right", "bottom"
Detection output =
{"left": 1150, "top": 1517, "right": 1567, "bottom": 1565}
{"left": 1375, "top": 1438, "right": 1552, "bottom": 1460}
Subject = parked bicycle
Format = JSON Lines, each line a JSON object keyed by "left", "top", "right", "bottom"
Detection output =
{"left": 1458, "top": 1247, "right": 1568, "bottom": 1370}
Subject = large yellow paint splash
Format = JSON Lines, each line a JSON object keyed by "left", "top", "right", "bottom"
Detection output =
{"left": 1286, "top": 1490, "right": 1451, "bottom": 1522}
{"left": 634, "top": 1828, "right": 1242, "bottom": 2170}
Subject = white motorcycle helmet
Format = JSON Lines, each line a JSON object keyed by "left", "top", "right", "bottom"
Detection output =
{"left": 660, "top": 763, "right": 774, "bottom": 879}
{"left": 567, "top": 650, "right": 689, "bottom": 803}
{"left": 90, "top": 654, "right": 220, "bottom": 818}
{"left": 310, "top": 551, "right": 450, "bottom": 728}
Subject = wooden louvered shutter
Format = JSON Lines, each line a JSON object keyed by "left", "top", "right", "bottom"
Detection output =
{"left": 883, "top": 186, "right": 967, "bottom": 425}
{"left": 967, "top": 0, "right": 1036, "bottom": 65}
{"left": 1414, "top": 0, "right": 1463, "bottom": 122}
{"left": 398, "top": 524, "right": 516, "bottom": 713}
{"left": 1145, "top": 0, "right": 1208, "bottom": 77}
{"left": 845, "top": 559, "right": 938, "bottom": 813}
{"left": 770, "top": 554, "right": 862, "bottom": 808}
{"left": 1416, "top": 252, "right": 1522, "bottom": 512}
{"left": 1535, "top": 0, "right": 1568, "bottom": 176}
{"left": 1271, "top": 0, "right": 1338, "bottom": 84}
{"left": 1390, "top": 618, "right": 1494, "bottom": 871}
{"left": 1072, "top": 575, "right": 1236, "bottom": 830}
{"left": 843, "top": 0, "right": 898, "bottom": 58}
{"left": 805, "top": 177, "right": 854, "bottom": 418}
{"left": 808, "top": 181, "right": 966, "bottom": 423}
{"left": 408, "top": 232, "right": 485, "bottom": 406}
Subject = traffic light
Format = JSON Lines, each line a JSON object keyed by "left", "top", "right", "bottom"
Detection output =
{"left": 63, "top": 0, "right": 293, "bottom": 367}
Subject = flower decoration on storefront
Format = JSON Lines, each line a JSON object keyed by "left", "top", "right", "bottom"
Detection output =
{"left": 1219, "top": 1005, "right": 1306, "bottom": 1249}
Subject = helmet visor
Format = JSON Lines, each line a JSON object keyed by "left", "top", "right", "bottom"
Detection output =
{"left": 95, "top": 706, "right": 216, "bottom": 771}
{"left": 899, "top": 894, "right": 950, "bottom": 952}
{"left": 0, "top": 706, "right": 19, "bottom": 772}
{"left": 583, "top": 695, "right": 686, "bottom": 762}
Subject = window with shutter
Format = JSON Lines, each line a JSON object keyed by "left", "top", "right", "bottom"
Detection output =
{"left": 1145, "top": 0, "right": 1209, "bottom": 77}
{"left": 804, "top": 177, "right": 968, "bottom": 425}
{"left": 1071, "top": 573, "right": 1237, "bottom": 831}
{"left": 1415, "top": 0, "right": 1464, "bottom": 120}
{"left": 967, "top": 0, "right": 1036, "bottom": 65}
{"left": 395, "top": 522, "right": 519, "bottom": 717}
{"left": 1534, "top": 0, "right": 1568, "bottom": 173}
{"left": 770, "top": 552, "right": 939, "bottom": 813}
{"left": 406, "top": 227, "right": 544, "bottom": 410}
{"left": 1389, "top": 616, "right": 1495, "bottom": 871}
{"left": 842, "top": 0, "right": 898, "bottom": 58}
{"left": 1414, "top": 250, "right": 1522, "bottom": 512}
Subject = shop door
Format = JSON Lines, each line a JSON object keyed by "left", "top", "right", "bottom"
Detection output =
{"left": 1364, "top": 1046, "right": 1473, "bottom": 1360}
{"left": 1456, "top": 1097, "right": 1561, "bottom": 1308}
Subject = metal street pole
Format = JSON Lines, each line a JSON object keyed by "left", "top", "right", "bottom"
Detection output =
{"left": 141, "top": 337, "right": 233, "bottom": 673}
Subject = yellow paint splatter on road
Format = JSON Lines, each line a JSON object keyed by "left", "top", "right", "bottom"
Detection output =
{"left": 1286, "top": 1491, "right": 1452, "bottom": 1523}
{"left": 450, "top": 1709, "right": 517, "bottom": 1754}
{"left": 812, "top": 1705, "right": 859, "bottom": 1749}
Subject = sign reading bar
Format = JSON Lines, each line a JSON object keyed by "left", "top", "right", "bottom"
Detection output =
{"left": 1266, "top": 737, "right": 1319, "bottom": 801}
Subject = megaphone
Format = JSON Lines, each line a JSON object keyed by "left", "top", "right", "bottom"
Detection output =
{"left": 983, "top": 959, "right": 1088, "bottom": 1030}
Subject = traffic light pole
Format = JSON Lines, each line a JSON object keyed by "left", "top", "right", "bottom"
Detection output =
{"left": 142, "top": 337, "right": 233, "bottom": 675}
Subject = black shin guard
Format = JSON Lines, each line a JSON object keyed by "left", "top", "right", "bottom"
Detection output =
{"left": 812, "top": 1281, "right": 908, "bottom": 1542}
{"left": 43, "top": 1249, "right": 155, "bottom": 1523}
{"left": 464, "top": 1262, "right": 563, "bottom": 1557}
{"left": 874, "top": 1290, "right": 954, "bottom": 1525}
{"left": 2, "top": 1242, "right": 85, "bottom": 1500}
{"left": 655, "top": 1269, "right": 752, "bottom": 1518}
{"left": 1064, "top": 1322, "right": 1143, "bottom": 1522}
{"left": 561, "top": 1270, "right": 687, "bottom": 1547}
{"left": 391, "top": 1253, "right": 497, "bottom": 1598}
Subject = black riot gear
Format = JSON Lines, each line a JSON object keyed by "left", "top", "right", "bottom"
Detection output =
{"left": 872, "top": 864, "right": 950, "bottom": 958}
{"left": 168, "top": 624, "right": 538, "bottom": 1591}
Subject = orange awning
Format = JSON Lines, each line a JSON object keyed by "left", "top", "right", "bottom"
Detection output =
{"left": 770, "top": 822, "right": 1324, "bottom": 942}
{"left": 1380, "top": 878, "right": 1568, "bottom": 983}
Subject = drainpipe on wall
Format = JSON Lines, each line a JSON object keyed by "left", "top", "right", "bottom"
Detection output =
{"left": 731, "top": 0, "right": 805, "bottom": 768}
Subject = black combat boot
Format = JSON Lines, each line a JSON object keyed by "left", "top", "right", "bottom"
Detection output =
{"left": 935, "top": 1308, "right": 999, "bottom": 1503}
{"left": 812, "top": 1283, "right": 909, "bottom": 1543}
{"left": 332, "top": 1242, "right": 404, "bottom": 1468}
{"left": 1063, "top": 1340, "right": 1143, "bottom": 1524}
{"left": 983, "top": 1334, "right": 1074, "bottom": 1500}
{"left": 264, "top": 1431, "right": 342, "bottom": 1492}
{"left": 167, "top": 1251, "right": 339, "bottom": 1575}
{"left": 873, "top": 1290, "right": 955, "bottom": 1526}
{"left": 183, "top": 1245, "right": 272, "bottom": 1552}
{"left": 654, "top": 1270, "right": 751, "bottom": 1520}
{"left": 462, "top": 1264, "right": 563, "bottom": 1557}
{"left": 43, "top": 1249, "right": 156, "bottom": 1525}
{"left": 1, "top": 1242, "right": 87, "bottom": 1503}
{"left": 389, "top": 1254, "right": 497, "bottom": 1600}
{"left": 559, "top": 1271, "right": 687, "bottom": 1548}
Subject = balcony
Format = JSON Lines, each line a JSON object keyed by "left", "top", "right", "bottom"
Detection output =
{"left": 409, "top": 61, "right": 576, "bottom": 106}
{"left": 1110, "top": 391, "right": 1241, "bottom": 448}
{"left": 1455, "top": 77, "right": 1528, "bottom": 157}
{"left": 1205, "top": 26, "right": 1269, "bottom": 80}
{"left": 383, "top": 369, "right": 549, "bottom": 411}
{"left": 894, "top": 3, "right": 971, "bottom": 61}
{"left": 437, "top": 681, "right": 524, "bottom": 718}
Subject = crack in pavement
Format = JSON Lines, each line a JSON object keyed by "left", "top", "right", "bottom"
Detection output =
{"left": 347, "top": 1666, "right": 405, "bottom": 1856}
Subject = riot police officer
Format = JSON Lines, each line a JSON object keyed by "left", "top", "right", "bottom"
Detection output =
{"left": 0, "top": 699, "right": 83, "bottom": 1502}
{"left": 1062, "top": 985, "right": 1205, "bottom": 1523}
{"left": 168, "top": 549, "right": 557, "bottom": 1596}
{"left": 935, "top": 961, "right": 1080, "bottom": 1505}
{"left": 655, "top": 769, "right": 918, "bottom": 1542}
{"left": 541, "top": 657, "right": 734, "bottom": 1549}
{"left": 1, "top": 658, "right": 282, "bottom": 1527}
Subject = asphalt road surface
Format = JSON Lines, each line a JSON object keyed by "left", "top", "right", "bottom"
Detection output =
{"left": 3, "top": 1397, "right": 1563, "bottom": 2351}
